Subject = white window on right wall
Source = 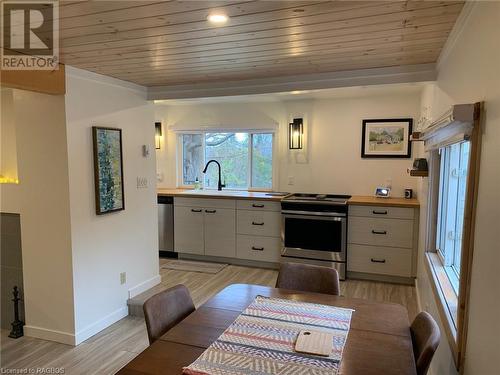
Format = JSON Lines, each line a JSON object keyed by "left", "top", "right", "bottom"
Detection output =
{"left": 422, "top": 102, "right": 481, "bottom": 371}
{"left": 435, "top": 141, "right": 471, "bottom": 296}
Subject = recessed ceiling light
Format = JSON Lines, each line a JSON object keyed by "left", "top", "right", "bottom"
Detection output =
{"left": 208, "top": 13, "right": 228, "bottom": 24}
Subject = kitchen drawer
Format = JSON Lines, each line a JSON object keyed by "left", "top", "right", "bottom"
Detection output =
{"left": 237, "top": 210, "right": 281, "bottom": 237}
{"left": 174, "top": 197, "right": 236, "bottom": 209}
{"left": 349, "top": 205, "right": 414, "bottom": 220}
{"left": 237, "top": 235, "right": 281, "bottom": 263}
{"left": 348, "top": 244, "right": 412, "bottom": 277}
{"left": 237, "top": 200, "right": 281, "bottom": 212}
{"left": 348, "top": 217, "right": 413, "bottom": 248}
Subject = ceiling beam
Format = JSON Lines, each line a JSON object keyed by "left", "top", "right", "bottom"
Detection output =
{"left": 147, "top": 63, "right": 436, "bottom": 100}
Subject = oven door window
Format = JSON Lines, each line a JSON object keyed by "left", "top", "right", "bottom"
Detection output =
{"left": 284, "top": 215, "right": 343, "bottom": 252}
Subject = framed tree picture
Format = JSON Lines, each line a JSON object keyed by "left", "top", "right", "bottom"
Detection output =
{"left": 361, "top": 118, "right": 413, "bottom": 158}
{"left": 92, "top": 126, "right": 125, "bottom": 215}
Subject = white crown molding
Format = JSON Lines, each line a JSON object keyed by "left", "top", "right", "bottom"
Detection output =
{"left": 65, "top": 66, "right": 147, "bottom": 96}
{"left": 436, "top": 1, "right": 476, "bottom": 72}
{"left": 147, "top": 64, "right": 436, "bottom": 100}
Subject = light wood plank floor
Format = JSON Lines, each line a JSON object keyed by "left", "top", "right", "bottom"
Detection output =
{"left": 0, "top": 262, "right": 418, "bottom": 374}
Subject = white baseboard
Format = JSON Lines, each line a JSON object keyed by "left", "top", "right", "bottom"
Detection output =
{"left": 415, "top": 278, "right": 423, "bottom": 312}
{"left": 24, "top": 325, "right": 76, "bottom": 346}
{"left": 128, "top": 274, "right": 161, "bottom": 299}
{"left": 74, "top": 306, "right": 128, "bottom": 345}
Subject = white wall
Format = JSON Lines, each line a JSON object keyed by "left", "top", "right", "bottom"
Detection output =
{"left": 65, "top": 67, "right": 159, "bottom": 344}
{"left": 156, "top": 89, "right": 421, "bottom": 197}
{"left": 0, "top": 88, "right": 18, "bottom": 181}
{"left": 415, "top": 3, "right": 500, "bottom": 374}
{"left": 0, "top": 88, "right": 76, "bottom": 344}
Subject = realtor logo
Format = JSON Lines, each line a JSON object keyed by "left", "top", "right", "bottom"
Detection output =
{"left": 1, "top": 0, "right": 59, "bottom": 70}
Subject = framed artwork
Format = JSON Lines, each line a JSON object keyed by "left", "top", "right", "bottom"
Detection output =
{"left": 361, "top": 118, "right": 413, "bottom": 158}
{"left": 92, "top": 126, "right": 125, "bottom": 215}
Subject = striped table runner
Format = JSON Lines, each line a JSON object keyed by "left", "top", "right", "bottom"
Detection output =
{"left": 183, "top": 295, "right": 354, "bottom": 375}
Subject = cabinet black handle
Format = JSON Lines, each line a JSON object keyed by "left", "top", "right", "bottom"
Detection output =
{"left": 251, "top": 246, "right": 264, "bottom": 251}
{"left": 372, "top": 210, "right": 388, "bottom": 215}
{"left": 252, "top": 222, "right": 265, "bottom": 226}
{"left": 371, "top": 258, "right": 386, "bottom": 263}
{"left": 191, "top": 209, "right": 202, "bottom": 213}
{"left": 252, "top": 204, "right": 265, "bottom": 208}
{"left": 205, "top": 209, "right": 217, "bottom": 213}
{"left": 372, "top": 230, "right": 387, "bottom": 235}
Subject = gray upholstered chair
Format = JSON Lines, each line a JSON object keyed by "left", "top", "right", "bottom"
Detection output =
{"left": 275, "top": 262, "right": 340, "bottom": 296}
{"left": 143, "top": 284, "right": 195, "bottom": 344}
{"left": 410, "top": 311, "right": 441, "bottom": 375}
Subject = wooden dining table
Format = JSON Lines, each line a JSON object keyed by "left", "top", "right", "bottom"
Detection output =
{"left": 117, "top": 284, "right": 417, "bottom": 375}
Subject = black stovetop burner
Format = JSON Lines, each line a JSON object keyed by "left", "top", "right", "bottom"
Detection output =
{"left": 283, "top": 193, "right": 351, "bottom": 205}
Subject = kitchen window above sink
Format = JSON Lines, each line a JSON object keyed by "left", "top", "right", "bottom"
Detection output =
{"left": 179, "top": 131, "right": 274, "bottom": 190}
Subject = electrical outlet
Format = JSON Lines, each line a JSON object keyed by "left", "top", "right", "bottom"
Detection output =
{"left": 136, "top": 177, "right": 148, "bottom": 188}
{"left": 288, "top": 176, "right": 295, "bottom": 185}
{"left": 120, "top": 272, "right": 126, "bottom": 285}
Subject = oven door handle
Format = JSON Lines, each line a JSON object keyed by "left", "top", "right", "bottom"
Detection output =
{"left": 283, "top": 213, "right": 344, "bottom": 221}
{"left": 281, "top": 210, "right": 346, "bottom": 218}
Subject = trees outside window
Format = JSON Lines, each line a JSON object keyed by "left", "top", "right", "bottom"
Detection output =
{"left": 180, "top": 132, "right": 274, "bottom": 190}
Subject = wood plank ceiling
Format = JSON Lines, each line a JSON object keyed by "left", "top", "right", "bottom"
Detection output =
{"left": 58, "top": 1, "right": 465, "bottom": 87}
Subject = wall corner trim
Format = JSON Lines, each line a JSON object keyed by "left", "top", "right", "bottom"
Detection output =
{"left": 128, "top": 274, "right": 161, "bottom": 299}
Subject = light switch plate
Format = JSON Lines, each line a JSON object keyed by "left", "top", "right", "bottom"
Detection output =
{"left": 288, "top": 176, "right": 295, "bottom": 185}
{"left": 120, "top": 272, "right": 126, "bottom": 285}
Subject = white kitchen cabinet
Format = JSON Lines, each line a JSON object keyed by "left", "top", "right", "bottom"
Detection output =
{"left": 236, "top": 210, "right": 281, "bottom": 237}
{"left": 174, "top": 199, "right": 236, "bottom": 258}
{"left": 236, "top": 200, "right": 281, "bottom": 212}
{"left": 348, "top": 203, "right": 419, "bottom": 282}
{"left": 236, "top": 235, "right": 281, "bottom": 263}
{"left": 348, "top": 216, "right": 414, "bottom": 249}
{"left": 174, "top": 206, "right": 204, "bottom": 255}
{"left": 347, "top": 244, "right": 413, "bottom": 277}
{"left": 204, "top": 208, "right": 236, "bottom": 258}
{"left": 174, "top": 196, "right": 281, "bottom": 264}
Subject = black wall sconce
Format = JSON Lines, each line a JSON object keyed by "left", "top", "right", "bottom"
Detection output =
{"left": 288, "top": 118, "right": 303, "bottom": 149}
{"left": 155, "top": 122, "right": 162, "bottom": 149}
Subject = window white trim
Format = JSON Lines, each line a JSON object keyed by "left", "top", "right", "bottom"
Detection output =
{"left": 422, "top": 102, "right": 481, "bottom": 370}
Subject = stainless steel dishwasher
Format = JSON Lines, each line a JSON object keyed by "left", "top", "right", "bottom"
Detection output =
{"left": 158, "top": 195, "right": 175, "bottom": 257}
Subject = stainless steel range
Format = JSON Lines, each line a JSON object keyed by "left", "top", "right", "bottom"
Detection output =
{"left": 281, "top": 193, "right": 351, "bottom": 279}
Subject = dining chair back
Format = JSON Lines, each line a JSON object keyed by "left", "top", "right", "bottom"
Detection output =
{"left": 143, "top": 284, "right": 195, "bottom": 344}
{"left": 410, "top": 311, "right": 441, "bottom": 375}
{"left": 275, "top": 262, "right": 340, "bottom": 295}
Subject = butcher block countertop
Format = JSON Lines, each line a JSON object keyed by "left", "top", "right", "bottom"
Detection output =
{"left": 157, "top": 189, "right": 420, "bottom": 207}
{"left": 157, "top": 188, "right": 286, "bottom": 201}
